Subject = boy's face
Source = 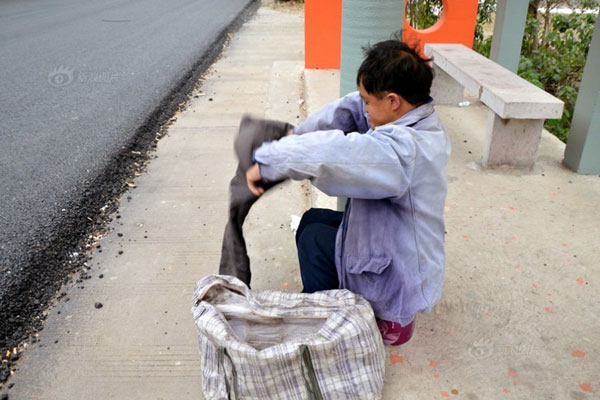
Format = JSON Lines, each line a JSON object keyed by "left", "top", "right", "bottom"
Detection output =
{"left": 358, "top": 81, "right": 398, "bottom": 130}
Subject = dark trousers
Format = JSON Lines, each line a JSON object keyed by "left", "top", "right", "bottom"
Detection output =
{"left": 296, "top": 208, "right": 344, "bottom": 293}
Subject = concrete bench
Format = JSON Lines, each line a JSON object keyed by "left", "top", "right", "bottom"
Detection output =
{"left": 425, "top": 43, "right": 564, "bottom": 169}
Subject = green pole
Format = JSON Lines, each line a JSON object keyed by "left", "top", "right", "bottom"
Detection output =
{"left": 340, "top": 0, "right": 405, "bottom": 97}
{"left": 338, "top": 0, "right": 405, "bottom": 209}
{"left": 563, "top": 12, "right": 600, "bottom": 174}
{"left": 489, "top": 0, "right": 528, "bottom": 73}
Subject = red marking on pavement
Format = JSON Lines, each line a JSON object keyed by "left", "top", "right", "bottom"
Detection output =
{"left": 390, "top": 354, "right": 403, "bottom": 364}
{"left": 514, "top": 264, "right": 521, "bottom": 269}
{"left": 282, "top": 282, "right": 289, "bottom": 287}
{"left": 441, "top": 392, "right": 450, "bottom": 398}
{"left": 545, "top": 306, "right": 556, "bottom": 314}
{"left": 513, "top": 380, "right": 519, "bottom": 385}
{"left": 508, "top": 370, "right": 518, "bottom": 378}
{"left": 503, "top": 388, "right": 509, "bottom": 393}
{"left": 547, "top": 293, "right": 552, "bottom": 297}
{"left": 462, "top": 234, "right": 469, "bottom": 240}
{"left": 572, "top": 350, "right": 586, "bottom": 358}
{"left": 509, "top": 205, "right": 516, "bottom": 210}
{"left": 531, "top": 283, "right": 537, "bottom": 289}
{"left": 430, "top": 360, "right": 439, "bottom": 367}
{"left": 434, "top": 374, "right": 440, "bottom": 379}
{"left": 562, "top": 242, "right": 567, "bottom": 247}
{"left": 576, "top": 277, "right": 584, "bottom": 284}
{"left": 580, "top": 383, "right": 593, "bottom": 393}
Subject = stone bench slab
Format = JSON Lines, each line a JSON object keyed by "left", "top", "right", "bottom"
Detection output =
{"left": 425, "top": 43, "right": 564, "bottom": 119}
{"left": 425, "top": 43, "right": 565, "bottom": 169}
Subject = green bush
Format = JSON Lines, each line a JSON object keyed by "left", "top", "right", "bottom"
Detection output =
{"left": 518, "top": 10, "right": 597, "bottom": 142}
{"left": 471, "top": 0, "right": 598, "bottom": 143}
{"left": 473, "top": 0, "right": 495, "bottom": 57}
{"left": 406, "top": 0, "right": 444, "bottom": 30}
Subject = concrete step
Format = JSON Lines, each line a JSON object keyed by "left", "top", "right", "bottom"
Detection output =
{"left": 302, "top": 68, "right": 340, "bottom": 210}
{"left": 244, "top": 59, "right": 310, "bottom": 291}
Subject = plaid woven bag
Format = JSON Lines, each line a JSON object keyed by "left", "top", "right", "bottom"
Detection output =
{"left": 192, "top": 275, "right": 386, "bottom": 400}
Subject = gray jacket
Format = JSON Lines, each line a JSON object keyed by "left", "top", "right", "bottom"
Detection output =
{"left": 254, "top": 92, "right": 451, "bottom": 325}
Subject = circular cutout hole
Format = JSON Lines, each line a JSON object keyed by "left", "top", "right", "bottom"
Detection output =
{"left": 406, "top": 0, "right": 444, "bottom": 30}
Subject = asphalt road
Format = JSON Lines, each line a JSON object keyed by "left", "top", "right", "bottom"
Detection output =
{"left": 0, "top": 0, "right": 254, "bottom": 352}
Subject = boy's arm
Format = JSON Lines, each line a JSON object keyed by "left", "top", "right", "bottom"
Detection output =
{"left": 252, "top": 127, "right": 416, "bottom": 199}
{"left": 294, "top": 91, "right": 370, "bottom": 135}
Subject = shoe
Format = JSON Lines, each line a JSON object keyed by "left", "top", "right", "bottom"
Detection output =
{"left": 376, "top": 316, "right": 415, "bottom": 346}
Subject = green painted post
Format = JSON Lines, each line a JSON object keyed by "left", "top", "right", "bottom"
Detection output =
{"left": 489, "top": 0, "right": 528, "bottom": 73}
{"left": 340, "top": 0, "right": 405, "bottom": 97}
{"left": 338, "top": 0, "right": 405, "bottom": 209}
{"left": 563, "top": 12, "right": 600, "bottom": 174}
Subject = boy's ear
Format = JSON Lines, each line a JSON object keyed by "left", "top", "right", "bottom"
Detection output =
{"left": 387, "top": 92, "right": 403, "bottom": 111}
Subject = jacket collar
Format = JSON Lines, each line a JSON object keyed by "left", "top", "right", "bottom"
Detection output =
{"left": 393, "top": 97, "right": 435, "bottom": 128}
{"left": 367, "top": 97, "right": 435, "bottom": 133}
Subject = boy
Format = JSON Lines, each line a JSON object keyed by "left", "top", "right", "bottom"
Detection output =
{"left": 247, "top": 40, "right": 450, "bottom": 346}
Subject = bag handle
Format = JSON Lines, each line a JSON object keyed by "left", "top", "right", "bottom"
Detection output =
{"left": 300, "top": 345, "right": 324, "bottom": 400}
{"left": 217, "top": 345, "right": 323, "bottom": 400}
{"left": 218, "top": 347, "right": 239, "bottom": 400}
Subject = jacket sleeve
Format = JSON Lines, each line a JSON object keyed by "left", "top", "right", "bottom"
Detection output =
{"left": 253, "top": 126, "right": 416, "bottom": 199}
{"left": 294, "top": 91, "right": 370, "bottom": 135}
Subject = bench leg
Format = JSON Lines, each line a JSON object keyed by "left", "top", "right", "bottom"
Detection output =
{"left": 483, "top": 111, "right": 544, "bottom": 169}
{"left": 431, "top": 65, "right": 464, "bottom": 105}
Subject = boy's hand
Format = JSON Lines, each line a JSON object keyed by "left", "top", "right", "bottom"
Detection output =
{"left": 246, "top": 163, "right": 265, "bottom": 196}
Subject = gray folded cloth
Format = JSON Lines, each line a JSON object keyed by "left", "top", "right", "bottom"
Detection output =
{"left": 218, "top": 115, "right": 293, "bottom": 286}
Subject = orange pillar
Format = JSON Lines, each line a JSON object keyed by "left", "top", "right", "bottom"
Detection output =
{"left": 304, "top": 0, "right": 478, "bottom": 68}
{"left": 402, "top": 0, "right": 479, "bottom": 54}
{"left": 304, "top": 0, "right": 342, "bottom": 68}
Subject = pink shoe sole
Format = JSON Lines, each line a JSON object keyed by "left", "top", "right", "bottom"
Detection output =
{"left": 377, "top": 316, "right": 416, "bottom": 346}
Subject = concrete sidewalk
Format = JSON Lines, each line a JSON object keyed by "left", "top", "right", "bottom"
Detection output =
{"left": 4, "top": 2, "right": 600, "bottom": 399}
{"left": 5, "top": 4, "right": 309, "bottom": 399}
{"left": 304, "top": 71, "right": 600, "bottom": 399}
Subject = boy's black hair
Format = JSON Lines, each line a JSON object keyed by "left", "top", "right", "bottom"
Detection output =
{"left": 356, "top": 40, "right": 433, "bottom": 106}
